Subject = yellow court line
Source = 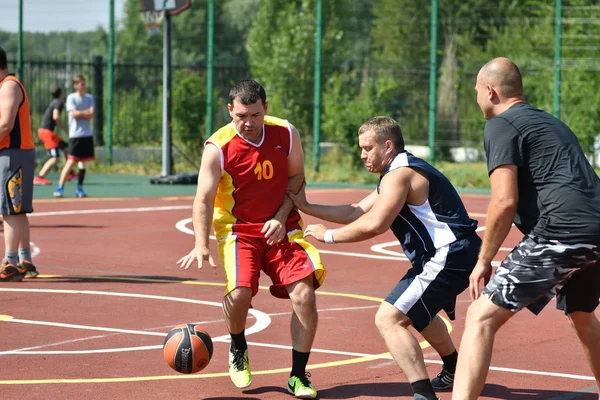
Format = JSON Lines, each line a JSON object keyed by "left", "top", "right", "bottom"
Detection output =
{"left": 37, "top": 275, "right": 452, "bottom": 336}
{"left": 0, "top": 275, "right": 451, "bottom": 385}
{"left": 0, "top": 354, "right": 388, "bottom": 385}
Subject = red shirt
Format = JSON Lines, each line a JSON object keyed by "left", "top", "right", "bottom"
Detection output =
{"left": 207, "top": 116, "right": 302, "bottom": 240}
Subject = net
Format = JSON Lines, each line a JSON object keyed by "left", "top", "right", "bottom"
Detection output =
{"left": 139, "top": 10, "right": 165, "bottom": 35}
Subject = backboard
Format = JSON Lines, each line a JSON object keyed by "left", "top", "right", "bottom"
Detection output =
{"left": 140, "top": 0, "right": 191, "bottom": 15}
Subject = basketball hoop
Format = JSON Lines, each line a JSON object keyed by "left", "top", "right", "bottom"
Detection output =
{"left": 140, "top": 10, "right": 165, "bottom": 35}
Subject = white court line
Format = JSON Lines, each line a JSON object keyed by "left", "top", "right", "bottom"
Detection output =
{"left": 172, "top": 216, "right": 593, "bottom": 381}
{"left": 0, "top": 288, "right": 269, "bottom": 355}
{"left": 19, "top": 205, "right": 592, "bottom": 382}
{"left": 175, "top": 217, "right": 410, "bottom": 261}
{"left": 2, "top": 316, "right": 594, "bottom": 381}
{"left": 1, "top": 304, "right": 376, "bottom": 355}
{"left": 29, "top": 205, "right": 191, "bottom": 217}
{"left": 371, "top": 240, "right": 514, "bottom": 257}
{"left": 468, "top": 212, "right": 487, "bottom": 218}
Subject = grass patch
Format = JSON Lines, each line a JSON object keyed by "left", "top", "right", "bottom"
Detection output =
{"left": 81, "top": 149, "right": 599, "bottom": 192}
{"left": 436, "top": 162, "right": 490, "bottom": 190}
{"left": 85, "top": 159, "right": 193, "bottom": 175}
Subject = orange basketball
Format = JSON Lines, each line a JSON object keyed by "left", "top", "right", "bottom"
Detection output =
{"left": 163, "top": 324, "right": 213, "bottom": 374}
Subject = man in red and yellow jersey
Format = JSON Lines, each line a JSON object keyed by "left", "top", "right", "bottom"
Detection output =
{"left": 178, "top": 80, "right": 324, "bottom": 399}
{"left": 0, "top": 47, "right": 38, "bottom": 282}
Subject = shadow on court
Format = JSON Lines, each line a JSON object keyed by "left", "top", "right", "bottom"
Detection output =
{"left": 244, "top": 382, "right": 413, "bottom": 398}
{"left": 481, "top": 383, "right": 599, "bottom": 399}
{"left": 244, "top": 383, "right": 599, "bottom": 399}
{"left": 204, "top": 398, "right": 262, "bottom": 400}
{"left": 243, "top": 386, "right": 289, "bottom": 397}
{"left": 317, "top": 382, "right": 412, "bottom": 398}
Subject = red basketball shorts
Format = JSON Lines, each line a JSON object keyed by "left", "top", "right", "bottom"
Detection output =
{"left": 217, "top": 229, "right": 326, "bottom": 299}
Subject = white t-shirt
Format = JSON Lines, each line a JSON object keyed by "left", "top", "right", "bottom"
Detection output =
{"left": 66, "top": 93, "right": 94, "bottom": 138}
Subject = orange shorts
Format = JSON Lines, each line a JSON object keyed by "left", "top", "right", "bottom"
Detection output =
{"left": 38, "top": 128, "right": 62, "bottom": 150}
{"left": 217, "top": 229, "right": 326, "bottom": 299}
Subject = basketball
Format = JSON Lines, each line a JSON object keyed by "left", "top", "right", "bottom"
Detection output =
{"left": 163, "top": 323, "right": 213, "bottom": 374}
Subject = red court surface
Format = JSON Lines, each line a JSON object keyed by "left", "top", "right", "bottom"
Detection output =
{"left": 0, "top": 189, "right": 597, "bottom": 400}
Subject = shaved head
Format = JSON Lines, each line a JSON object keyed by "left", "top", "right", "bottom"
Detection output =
{"left": 478, "top": 57, "right": 523, "bottom": 99}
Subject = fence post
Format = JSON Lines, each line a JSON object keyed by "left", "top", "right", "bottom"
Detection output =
{"left": 106, "top": 0, "right": 115, "bottom": 165}
{"left": 428, "top": 0, "right": 438, "bottom": 166}
{"left": 553, "top": 0, "right": 562, "bottom": 119}
{"left": 92, "top": 55, "right": 105, "bottom": 147}
{"left": 312, "top": 0, "right": 323, "bottom": 172}
{"left": 17, "top": 0, "right": 23, "bottom": 81}
{"left": 205, "top": 0, "right": 214, "bottom": 141}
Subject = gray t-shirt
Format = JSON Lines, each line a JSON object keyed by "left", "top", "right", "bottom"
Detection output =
{"left": 66, "top": 93, "right": 94, "bottom": 138}
{"left": 484, "top": 102, "right": 600, "bottom": 242}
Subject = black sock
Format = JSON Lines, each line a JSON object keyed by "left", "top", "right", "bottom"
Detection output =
{"left": 411, "top": 379, "right": 437, "bottom": 399}
{"left": 441, "top": 350, "right": 458, "bottom": 373}
{"left": 229, "top": 330, "right": 247, "bottom": 351}
{"left": 77, "top": 168, "right": 86, "bottom": 186}
{"left": 290, "top": 349, "right": 310, "bottom": 377}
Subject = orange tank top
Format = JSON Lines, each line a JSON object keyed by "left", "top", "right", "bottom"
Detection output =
{"left": 0, "top": 75, "right": 34, "bottom": 150}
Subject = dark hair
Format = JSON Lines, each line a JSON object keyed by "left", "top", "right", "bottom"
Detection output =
{"left": 358, "top": 116, "right": 405, "bottom": 151}
{"left": 50, "top": 85, "right": 62, "bottom": 98}
{"left": 0, "top": 47, "right": 7, "bottom": 70}
{"left": 229, "top": 80, "right": 267, "bottom": 106}
{"left": 73, "top": 74, "right": 86, "bottom": 84}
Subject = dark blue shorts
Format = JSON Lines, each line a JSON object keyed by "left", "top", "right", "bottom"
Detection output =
{"left": 384, "top": 234, "right": 481, "bottom": 332}
{"left": 483, "top": 233, "right": 600, "bottom": 315}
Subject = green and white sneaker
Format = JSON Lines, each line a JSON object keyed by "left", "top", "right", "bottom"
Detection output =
{"left": 287, "top": 372, "right": 317, "bottom": 399}
{"left": 228, "top": 348, "right": 251, "bottom": 388}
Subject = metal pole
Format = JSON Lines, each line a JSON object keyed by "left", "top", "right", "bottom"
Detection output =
{"left": 17, "top": 0, "right": 23, "bottom": 80}
{"left": 106, "top": 0, "right": 115, "bottom": 165}
{"left": 553, "top": 0, "right": 562, "bottom": 119}
{"left": 162, "top": 13, "right": 173, "bottom": 176}
{"left": 92, "top": 56, "right": 105, "bottom": 147}
{"left": 205, "top": 0, "right": 214, "bottom": 140}
{"left": 428, "top": 0, "right": 438, "bottom": 165}
{"left": 312, "top": 0, "right": 323, "bottom": 172}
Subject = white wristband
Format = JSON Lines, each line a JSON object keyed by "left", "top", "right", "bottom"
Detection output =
{"left": 324, "top": 229, "right": 336, "bottom": 244}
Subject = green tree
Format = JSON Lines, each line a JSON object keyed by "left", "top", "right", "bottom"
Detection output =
{"left": 247, "top": 0, "right": 368, "bottom": 146}
{"left": 172, "top": 68, "right": 207, "bottom": 158}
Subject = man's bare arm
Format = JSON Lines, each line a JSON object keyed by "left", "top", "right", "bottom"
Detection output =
{"left": 290, "top": 187, "right": 378, "bottom": 224}
{"left": 70, "top": 108, "right": 94, "bottom": 120}
{"left": 325, "top": 169, "right": 410, "bottom": 243}
{"left": 478, "top": 165, "right": 518, "bottom": 265}
{"left": 52, "top": 108, "right": 67, "bottom": 131}
{"left": 272, "top": 125, "right": 305, "bottom": 223}
{"left": 193, "top": 144, "right": 221, "bottom": 252}
{"left": 0, "top": 81, "right": 22, "bottom": 139}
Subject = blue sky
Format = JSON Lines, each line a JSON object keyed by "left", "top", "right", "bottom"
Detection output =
{"left": 0, "top": 0, "right": 127, "bottom": 33}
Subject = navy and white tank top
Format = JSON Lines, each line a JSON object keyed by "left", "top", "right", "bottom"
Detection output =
{"left": 378, "top": 151, "right": 478, "bottom": 263}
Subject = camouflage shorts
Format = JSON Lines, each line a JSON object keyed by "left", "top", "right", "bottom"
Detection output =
{"left": 483, "top": 233, "right": 600, "bottom": 315}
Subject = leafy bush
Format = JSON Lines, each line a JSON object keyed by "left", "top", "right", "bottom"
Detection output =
{"left": 172, "top": 68, "right": 208, "bottom": 159}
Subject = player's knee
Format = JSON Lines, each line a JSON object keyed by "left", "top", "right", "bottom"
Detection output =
{"left": 375, "top": 302, "right": 410, "bottom": 334}
{"left": 289, "top": 286, "right": 316, "bottom": 311}
{"left": 288, "top": 277, "right": 316, "bottom": 302}
{"left": 567, "top": 311, "right": 600, "bottom": 337}
{"left": 224, "top": 287, "right": 253, "bottom": 308}
{"left": 465, "top": 299, "right": 488, "bottom": 325}
{"left": 465, "top": 297, "right": 509, "bottom": 332}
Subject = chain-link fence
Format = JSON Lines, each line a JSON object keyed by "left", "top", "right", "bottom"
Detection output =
{"left": 3, "top": 1, "right": 600, "bottom": 167}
